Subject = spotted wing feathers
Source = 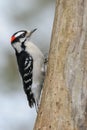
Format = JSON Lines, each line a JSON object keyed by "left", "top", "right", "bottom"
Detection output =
{"left": 16, "top": 51, "right": 35, "bottom": 107}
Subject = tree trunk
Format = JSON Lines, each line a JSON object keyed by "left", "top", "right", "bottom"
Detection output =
{"left": 34, "top": 0, "right": 87, "bottom": 130}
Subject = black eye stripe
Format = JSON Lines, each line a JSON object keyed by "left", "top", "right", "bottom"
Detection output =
{"left": 21, "top": 33, "right": 26, "bottom": 38}
{"left": 13, "top": 31, "right": 27, "bottom": 38}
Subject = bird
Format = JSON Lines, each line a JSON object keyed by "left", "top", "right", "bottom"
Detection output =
{"left": 10, "top": 29, "right": 47, "bottom": 112}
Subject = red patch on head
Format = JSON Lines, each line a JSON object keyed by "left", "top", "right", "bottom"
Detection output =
{"left": 11, "top": 36, "right": 16, "bottom": 43}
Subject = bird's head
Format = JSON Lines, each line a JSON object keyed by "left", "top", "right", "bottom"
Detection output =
{"left": 11, "top": 29, "right": 37, "bottom": 53}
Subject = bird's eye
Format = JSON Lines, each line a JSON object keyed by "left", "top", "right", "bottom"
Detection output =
{"left": 21, "top": 33, "right": 25, "bottom": 38}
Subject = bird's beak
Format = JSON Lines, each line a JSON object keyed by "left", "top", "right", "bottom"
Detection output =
{"left": 30, "top": 28, "right": 37, "bottom": 34}
{"left": 27, "top": 28, "right": 37, "bottom": 38}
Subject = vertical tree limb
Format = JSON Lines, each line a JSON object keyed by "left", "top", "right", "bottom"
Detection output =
{"left": 34, "top": 0, "right": 87, "bottom": 129}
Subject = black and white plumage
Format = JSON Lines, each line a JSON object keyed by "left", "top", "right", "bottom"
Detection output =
{"left": 11, "top": 29, "right": 46, "bottom": 111}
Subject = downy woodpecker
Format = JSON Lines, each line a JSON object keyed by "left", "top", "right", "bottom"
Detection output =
{"left": 11, "top": 29, "right": 46, "bottom": 111}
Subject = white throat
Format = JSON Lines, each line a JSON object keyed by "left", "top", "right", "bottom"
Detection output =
{"left": 13, "top": 42, "right": 23, "bottom": 53}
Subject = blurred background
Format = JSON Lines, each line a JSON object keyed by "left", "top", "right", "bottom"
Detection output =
{"left": 0, "top": 0, "right": 55, "bottom": 130}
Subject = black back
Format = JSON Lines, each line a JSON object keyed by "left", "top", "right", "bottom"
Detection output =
{"left": 16, "top": 51, "right": 35, "bottom": 107}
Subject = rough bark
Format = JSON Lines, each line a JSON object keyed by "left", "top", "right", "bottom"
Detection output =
{"left": 34, "top": 0, "right": 87, "bottom": 130}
